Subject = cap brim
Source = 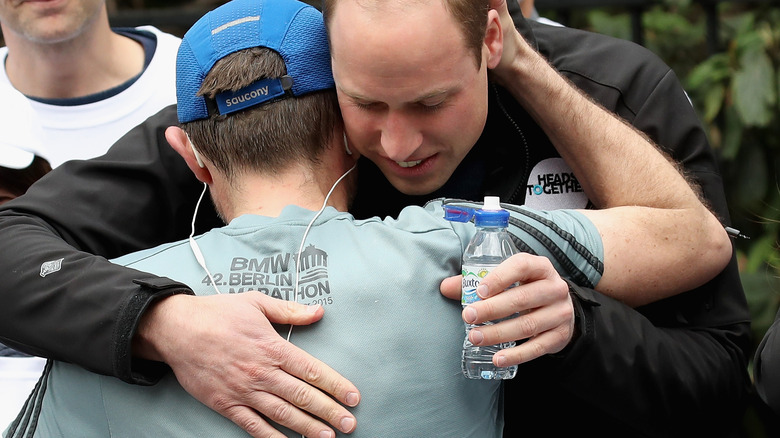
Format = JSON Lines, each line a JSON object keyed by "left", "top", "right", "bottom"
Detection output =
{"left": 0, "top": 145, "right": 35, "bottom": 169}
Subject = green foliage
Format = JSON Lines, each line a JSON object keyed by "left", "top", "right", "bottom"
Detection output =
{"left": 688, "top": 6, "right": 780, "bottom": 279}
{"left": 573, "top": 2, "right": 780, "bottom": 281}
{"left": 576, "top": 5, "right": 780, "bottom": 434}
{"left": 563, "top": 6, "right": 780, "bottom": 432}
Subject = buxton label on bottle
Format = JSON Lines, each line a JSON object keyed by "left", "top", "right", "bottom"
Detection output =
{"left": 462, "top": 265, "right": 490, "bottom": 305}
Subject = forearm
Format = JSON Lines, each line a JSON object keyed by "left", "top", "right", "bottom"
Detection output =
{"left": 577, "top": 206, "right": 731, "bottom": 307}
{"left": 493, "top": 36, "right": 702, "bottom": 211}
{"left": 491, "top": 31, "right": 731, "bottom": 303}
{"left": 0, "top": 212, "right": 192, "bottom": 383}
{"left": 443, "top": 199, "right": 729, "bottom": 306}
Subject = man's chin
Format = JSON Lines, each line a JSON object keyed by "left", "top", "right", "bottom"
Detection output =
{"left": 388, "top": 178, "right": 444, "bottom": 197}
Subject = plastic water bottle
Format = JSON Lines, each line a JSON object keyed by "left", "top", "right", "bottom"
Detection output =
{"left": 460, "top": 196, "right": 519, "bottom": 380}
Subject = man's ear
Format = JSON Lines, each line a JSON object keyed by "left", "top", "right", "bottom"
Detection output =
{"left": 165, "top": 126, "right": 213, "bottom": 184}
{"left": 484, "top": 9, "right": 503, "bottom": 70}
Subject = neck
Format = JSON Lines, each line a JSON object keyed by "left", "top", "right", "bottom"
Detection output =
{"left": 2, "top": 8, "right": 145, "bottom": 99}
{"left": 215, "top": 159, "right": 355, "bottom": 223}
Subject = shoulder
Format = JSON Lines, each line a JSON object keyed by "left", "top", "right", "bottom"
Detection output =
{"left": 111, "top": 238, "right": 191, "bottom": 267}
{"left": 534, "top": 22, "right": 668, "bottom": 78}
{"left": 532, "top": 22, "right": 673, "bottom": 115}
{"left": 131, "top": 25, "right": 182, "bottom": 45}
{"left": 132, "top": 25, "right": 182, "bottom": 63}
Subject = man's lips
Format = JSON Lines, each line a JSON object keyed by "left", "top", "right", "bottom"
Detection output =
{"left": 383, "top": 154, "right": 437, "bottom": 176}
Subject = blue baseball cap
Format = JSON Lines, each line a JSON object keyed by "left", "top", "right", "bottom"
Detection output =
{"left": 176, "top": 0, "right": 334, "bottom": 123}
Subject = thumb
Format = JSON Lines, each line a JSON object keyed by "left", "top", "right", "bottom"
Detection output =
{"left": 247, "top": 291, "right": 325, "bottom": 325}
{"left": 440, "top": 275, "right": 462, "bottom": 300}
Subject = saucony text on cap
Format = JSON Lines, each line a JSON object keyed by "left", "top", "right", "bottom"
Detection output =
{"left": 176, "top": 0, "right": 334, "bottom": 123}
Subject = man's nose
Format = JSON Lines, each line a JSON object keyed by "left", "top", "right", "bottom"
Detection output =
{"left": 379, "top": 110, "right": 423, "bottom": 161}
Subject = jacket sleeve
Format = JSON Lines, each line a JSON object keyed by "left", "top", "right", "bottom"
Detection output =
{"left": 0, "top": 105, "right": 222, "bottom": 384}
{"left": 524, "top": 24, "right": 752, "bottom": 436}
{"left": 531, "top": 276, "right": 750, "bottom": 436}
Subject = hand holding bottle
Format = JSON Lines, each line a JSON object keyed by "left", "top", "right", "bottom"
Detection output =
{"left": 440, "top": 252, "right": 576, "bottom": 368}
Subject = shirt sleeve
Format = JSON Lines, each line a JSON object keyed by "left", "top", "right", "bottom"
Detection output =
{"left": 439, "top": 199, "right": 604, "bottom": 288}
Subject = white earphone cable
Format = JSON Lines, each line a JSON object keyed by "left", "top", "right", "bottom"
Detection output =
{"left": 286, "top": 162, "right": 356, "bottom": 342}
{"left": 189, "top": 182, "right": 222, "bottom": 294}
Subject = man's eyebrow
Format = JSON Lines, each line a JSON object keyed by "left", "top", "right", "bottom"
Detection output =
{"left": 339, "top": 87, "right": 451, "bottom": 103}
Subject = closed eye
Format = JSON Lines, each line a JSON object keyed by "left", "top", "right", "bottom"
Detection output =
{"left": 419, "top": 101, "right": 445, "bottom": 113}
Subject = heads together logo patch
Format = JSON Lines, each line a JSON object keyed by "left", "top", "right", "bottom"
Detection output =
{"left": 523, "top": 158, "right": 588, "bottom": 210}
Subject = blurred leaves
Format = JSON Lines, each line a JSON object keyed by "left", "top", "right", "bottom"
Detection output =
{"left": 733, "top": 43, "right": 775, "bottom": 127}
{"left": 564, "top": 6, "right": 780, "bottom": 418}
{"left": 577, "top": 3, "right": 780, "bottom": 280}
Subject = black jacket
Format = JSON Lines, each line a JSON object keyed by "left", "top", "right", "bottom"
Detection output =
{"left": 0, "top": 18, "right": 750, "bottom": 437}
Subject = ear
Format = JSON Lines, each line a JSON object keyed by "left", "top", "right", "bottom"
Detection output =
{"left": 339, "top": 125, "right": 360, "bottom": 161}
{"left": 484, "top": 9, "right": 503, "bottom": 70}
{"left": 165, "top": 126, "right": 213, "bottom": 184}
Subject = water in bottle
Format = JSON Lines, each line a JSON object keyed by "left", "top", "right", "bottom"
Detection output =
{"left": 460, "top": 196, "right": 519, "bottom": 380}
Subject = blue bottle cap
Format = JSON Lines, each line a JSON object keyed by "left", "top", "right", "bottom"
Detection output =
{"left": 474, "top": 196, "right": 509, "bottom": 227}
{"left": 474, "top": 208, "right": 509, "bottom": 227}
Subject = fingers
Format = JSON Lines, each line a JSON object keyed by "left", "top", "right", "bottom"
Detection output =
{"left": 249, "top": 291, "right": 361, "bottom": 412}
{"left": 470, "top": 292, "right": 573, "bottom": 347}
{"left": 248, "top": 365, "right": 358, "bottom": 437}
{"left": 460, "top": 254, "right": 575, "bottom": 365}
{"left": 488, "top": 0, "right": 509, "bottom": 11}
{"left": 220, "top": 405, "right": 288, "bottom": 438}
{"left": 466, "top": 276, "right": 567, "bottom": 324}
{"left": 495, "top": 326, "right": 574, "bottom": 367}
{"left": 219, "top": 391, "right": 349, "bottom": 438}
{"left": 159, "top": 292, "right": 360, "bottom": 438}
{"left": 476, "top": 253, "right": 560, "bottom": 299}
{"left": 465, "top": 255, "right": 563, "bottom": 326}
{"left": 274, "top": 343, "right": 361, "bottom": 429}
{"left": 181, "top": 336, "right": 359, "bottom": 438}
{"left": 250, "top": 291, "right": 325, "bottom": 326}
{"left": 469, "top": 301, "right": 574, "bottom": 368}
{"left": 439, "top": 274, "right": 462, "bottom": 300}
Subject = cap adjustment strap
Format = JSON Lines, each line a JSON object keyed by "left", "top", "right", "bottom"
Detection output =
{"left": 206, "top": 75, "right": 294, "bottom": 117}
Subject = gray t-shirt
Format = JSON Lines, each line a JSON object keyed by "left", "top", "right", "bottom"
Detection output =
{"left": 9, "top": 201, "right": 601, "bottom": 437}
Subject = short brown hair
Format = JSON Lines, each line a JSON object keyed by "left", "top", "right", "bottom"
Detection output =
{"left": 181, "top": 47, "right": 340, "bottom": 182}
{"left": 322, "top": 0, "right": 489, "bottom": 68}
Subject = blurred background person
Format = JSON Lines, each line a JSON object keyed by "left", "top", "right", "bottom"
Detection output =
{"left": 0, "top": 0, "right": 178, "bottom": 426}
{"left": 0, "top": 0, "right": 180, "bottom": 167}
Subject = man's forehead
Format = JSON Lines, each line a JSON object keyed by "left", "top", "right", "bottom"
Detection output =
{"left": 326, "top": 0, "right": 437, "bottom": 15}
{"left": 336, "top": 79, "right": 451, "bottom": 104}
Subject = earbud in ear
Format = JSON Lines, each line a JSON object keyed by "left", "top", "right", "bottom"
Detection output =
{"left": 343, "top": 132, "right": 353, "bottom": 156}
{"left": 191, "top": 142, "right": 205, "bottom": 168}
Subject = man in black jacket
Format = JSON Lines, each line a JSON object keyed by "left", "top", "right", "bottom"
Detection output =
{"left": 0, "top": 0, "right": 749, "bottom": 437}
{"left": 323, "top": 0, "right": 748, "bottom": 436}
